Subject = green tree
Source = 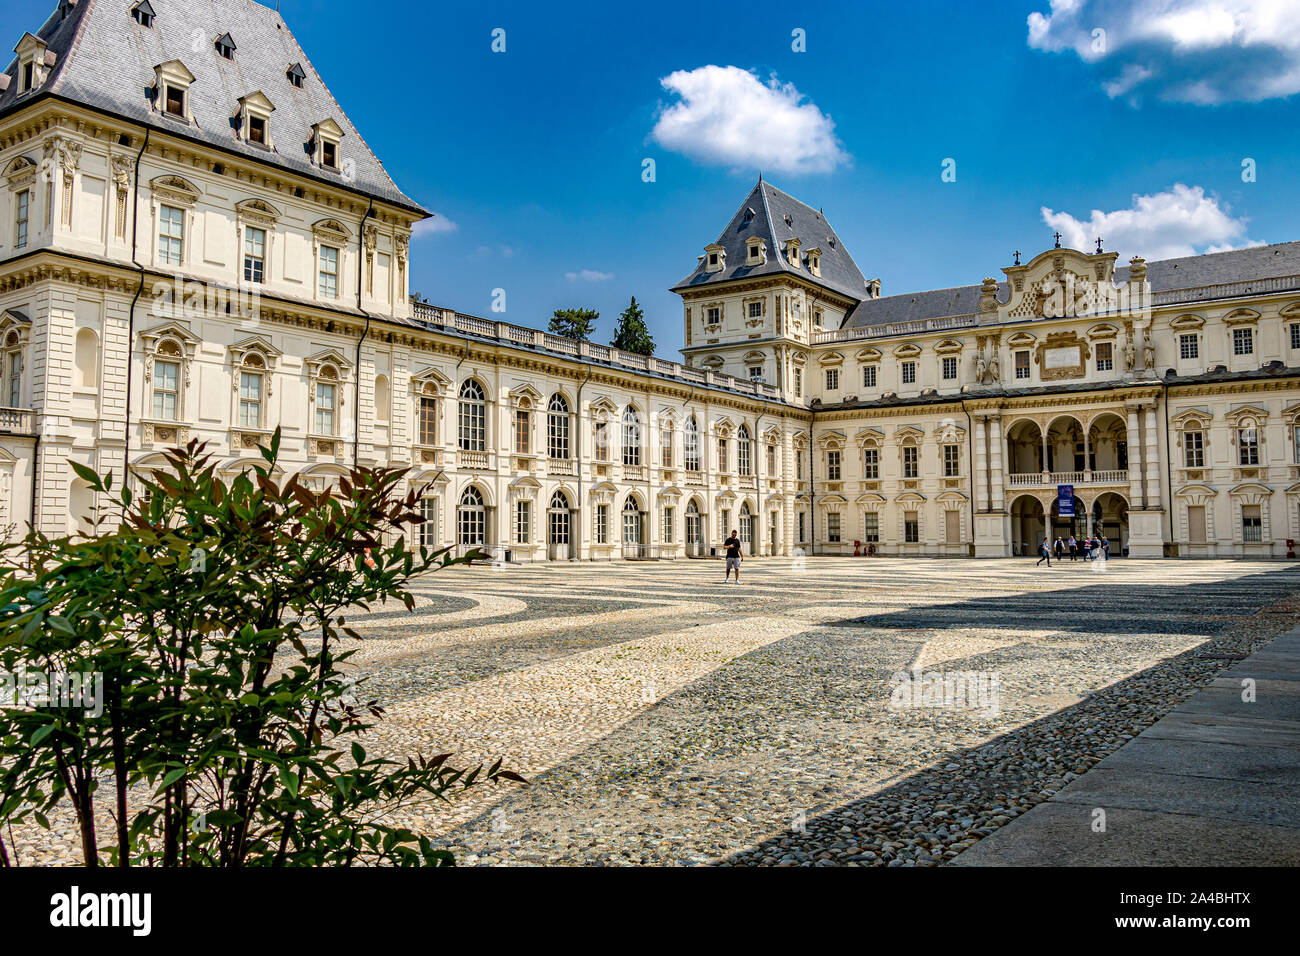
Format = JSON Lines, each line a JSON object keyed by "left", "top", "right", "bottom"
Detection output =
{"left": 610, "top": 297, "right": 654, "bottom": 356}
{"left": 548, "top": 308, "right": 598, "bottom": 341}
{"left": 0, "top": 431, "right": 522, "bottom": 867}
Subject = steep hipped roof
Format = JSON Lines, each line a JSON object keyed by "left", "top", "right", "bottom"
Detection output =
{"left": 672, "top": 179, "right": 868, "bottom": 301}
{"left": 845, "top": 241, "right": 1300, "bottom": 329}
{"left": 0, "top": 0, "right": 427, "bottom": 216}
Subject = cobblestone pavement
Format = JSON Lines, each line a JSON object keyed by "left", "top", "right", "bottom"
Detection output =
{"left": 348, "top": 556, "right": 1300, "bottom": 866}
{"left": 12, "top": 556, "right": 1300, "bottom": 866}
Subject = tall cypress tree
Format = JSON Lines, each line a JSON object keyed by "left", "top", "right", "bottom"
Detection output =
{"left": 610, "top": 296, "right": 654, "bottom": 356}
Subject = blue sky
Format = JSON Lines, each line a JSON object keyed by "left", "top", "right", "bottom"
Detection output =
{"left": 6, "top": 0, "right": 1300, "bottom": 354}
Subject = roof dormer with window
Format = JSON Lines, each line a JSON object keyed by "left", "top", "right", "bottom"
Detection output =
{"left": 286, "top": 62, "right": 306, "bottom": 88}
{"left": 130, "top": 1, "right": 155, "bottom": 28}
{"left": 745, "top": 237, "right": 766, "bottom": 265}
{"left": 310, "top": 118, "right": 344, "bottom": 172}
{"left": 704, "top": 242, "right": 725, "bottom": 274}
{"left": 806, "top": 246, "right": 822, "bottom": 277}
{"left": 237, "top": 91, "right": 275, "bottom": 148}
{"left": 785, "top": 237, "right": 802, "bottom": 268}
{"left": 153, "top": 60, "right": 195, "bottom": 122}
{"left": 14, "top": 33, "right": 54, "bottom": 96}
{"left": 215, "top": 33, "right": 237, "bottom": 61}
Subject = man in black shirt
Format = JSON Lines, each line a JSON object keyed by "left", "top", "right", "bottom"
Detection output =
{"left": 723, "top": 530, "right": 742, "bottom": 583}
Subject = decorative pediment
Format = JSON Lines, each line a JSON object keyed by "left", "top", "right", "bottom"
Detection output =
{"left": 2, "top": 155, "right": 37, "bottom": 186}
{"left": 855, "top": 347, "right": 882, "bottom": 362}
{"left": 742, "top": 350, "right": 767, "bottom": 363}
{"left": 1223, "top": 308, "right": 1261, "bottom": 326}
{"left": 1002, "top": 246, "right": 1122, "bottom": 320}
{"left": 508, "top": 382, "right": 543, "bottom": 406}
{"left": 507, "top": 476, "right": 542, "bottom": 492}
{"left": 1006, "top": 331, "right": 1037, "bottom": 347}
{"left": 229, "top": 333, "right": 282, "bottom": 368}
{"left": 855, "top": 493, "right": 886, "bottom": 505}
{"left": 313, "top": 218, "right": 352, "bottom": 243}
{"left": 892, "top": 343, "right": 921, "bottom": 358}
{"left": 238, "top": 90, "right": 275, "bottom": 114}
{"left": 1280, "top": 301, "right": 1300, "bottom": 317}
{"left": 154, "top": 59, "right": 195, "bottom": 86}
{"left": 815, "top": 429, "right": 846, "bottom": 448}
{"left": 700, "top": 355, "right": 725, "bottom": 370}
{"left": 761, "top": 425, "right": 782, "bottom": 443}
{"left": 140, "top": 320, "right": 200, "bottom": 350}
{"left": 0, "top": 310, "right": 31, "bottom": 344}
{"left": 410, "top": 365, "right": 451, "bottom": 395}
{"left": 305, "top": 347, "right": 353, "bottom": 377}
{"left": 1170, "top": 313, "right": 1205, "bottom": 330}
{"left": 819, "top": 494, "right": 847, "bottom": 506}
{"left": 657, "top": 485, "right": 683, "bottom": 500}
{"left": 1226, "top": 403, "right": 1269, "bottom": 423}
{"left": 149, "top": 174, "right": 200, "bottom": 206}
{"left": 589, "top": 395, "right": 619, "bottom": 416}
{"left": 894, "top": 491, "right": 927, "bottom": 503}
{"left": 715, "top": 489, "right": 737, "bottom": 503}
{"left": 1171, "top": 406, "right": 1213, "bottom": 425}
{"left": 712, "top": 415, "right": 735, "bottom": 436}
{"left": 894, "top": 425, "right": 925, "bottom": 440}
{"left": 818, "top": 351, "right": 845, "bottom": 366}
{"left": 1176, "top": 483, "right": 1217, "bottom": 497}
{"left": 933, "top": 418, "right": 966, "bottom": 442}
{"left": 311, "top": 117, "right": 344, "bottom": 139}
{"left": 1086, "top": 323, "right": 1119, "bottom": 340}
{"left": 235, "top": 197, "right": 282, "bottom": 225}
{"left": 791, "top": 433, "right": 808, "bottom": 449}
{"left": 854, "top": 427, "right": 884, "bottom": 445}
{"left": 936, "top": 490, "right": 969, "bottom": 502}
{"left": 934, "top": 338, "right": 963, "bottom": 354}
{"left": 790, "top": 351, "right": 808, "bottom": 366}
{"left": 1227, "top": 482, "right": 1271, "bottom": 498}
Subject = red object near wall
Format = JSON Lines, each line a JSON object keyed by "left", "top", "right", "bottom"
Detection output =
{"left": 854, "top": 540, "right": 861, "bottom": 556}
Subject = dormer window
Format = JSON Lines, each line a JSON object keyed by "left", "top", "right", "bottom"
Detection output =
{"left": 785, "top": 238, "right": 802, "bottom": 268}
{"left": 746, "top": 238, "right": 766, "bottom": 264}
{"left": 14, "top": 33, "right": 52, "bottom": 95}
{"left": 703, "top": 243, "right": 725, "bottom": 274}
{"left": 807, "top": 247, "right": 822, "bottom": 277}
{"left": 286, "top": 63, "right": 305, "bottom": 88}
{"left": 153, "top": 60, "right": 195, "bottom": 122}
{"left": 237, "top": 91, "right": 275, "bottom": 148}
{"left": 311, "top": 118, "right": 344, "bottom": 171}
{"left": 130, "top": 1, "right": 155, "bottom": 27}
{"left": 215, "top": 33, "right": 236, "bottom": 60}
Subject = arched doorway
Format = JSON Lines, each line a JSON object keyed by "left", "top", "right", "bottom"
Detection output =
{"left": 1050, "top": 492, "right": 1085, "bottom": 541}
{"left": 1091, "top": 492, "right": 1129, "bottom": 554}
{"left": 685, "top": 499, "right": 702, "bottom": 557}
{"left": 622, "top": 495, "right": 643, "bottom": 558}
{"left": 548, "top": 490, "right": 571, "bottom": 561}
{"left": 1009, "top": 493, "right": 1046, "bottom": 556}
{"left": 458, "top": 486, "right": 486, "bottom": 550}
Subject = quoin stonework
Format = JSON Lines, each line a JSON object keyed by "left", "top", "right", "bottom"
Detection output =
{"left": 3, "top": 0, "right": 1300, "bottom": 560}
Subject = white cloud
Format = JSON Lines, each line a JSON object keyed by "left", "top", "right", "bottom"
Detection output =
{"left": 411, "top": 215, "right": 457, "bottom": 238}
{"left": 1040, "top": 183, "right": 1260, "bottom": 261}
{"left": 1027, "top": 0, "right": 1300, "bottom": 103}
{"left": 650, "top": 65, "right": 849, "bottom": 175}
{"left": 565, "top": 269, "right": 614, "bottom": 283}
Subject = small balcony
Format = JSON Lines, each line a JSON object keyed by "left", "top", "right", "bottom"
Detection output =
{"left": 0, "top": 406, "right": 34, "bottom": 434}
{"left": 459, "top": 449, "right": 490, "bottom": 470}
{"left": 546, "top": 457, "right": 576, "bottom": 476}
{"left": 1007, "top": 470, "right": 1129, "bottom": 487}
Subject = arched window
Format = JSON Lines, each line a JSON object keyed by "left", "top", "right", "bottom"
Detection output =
{"left": 622, "top": 496, "right": 642, "bottom": 545}
{"left": 3, "top": 329, "right": 24, "bottom": 408}
{"left": 74, "top": 329, "right": 99, "bottom": 390}
{"left": 239, "top": 352, "right": 265, "bottom": 428}
{"left": 458, "top": 486, "right": 485, "bottom": 545}
{"left": 737, "top": 424, "right": 752, "bottom": 476}
{"left": 458, "top": 379, "right": 486, "bottom": 451}
{"left": 739, "top": 501, "right": 753, "bottom": 546}
{"left": 374, "top": 374, "right": 390, "bottom": 422}
{"left": 548, "top": 393, "right": 570, "bottom": 459}
{"left": 622, "top": 406, "right": 641, "bottom": 466}
{"left": 684, "top": 415, "right": 700, "bottom": 471}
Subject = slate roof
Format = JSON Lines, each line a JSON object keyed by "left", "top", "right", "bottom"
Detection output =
{"left": 672, "top": 179, "right": 869, "bottom": 302}
{"left": 845, "top": 241, "right": 1300, "bottom": 330}
{"left": 0, "top": 0, "right": 426, "bottom": 216}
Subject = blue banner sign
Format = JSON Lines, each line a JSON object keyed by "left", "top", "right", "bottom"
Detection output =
{"left": 1058, "top": 485, "right": 1075, "bottom": 517}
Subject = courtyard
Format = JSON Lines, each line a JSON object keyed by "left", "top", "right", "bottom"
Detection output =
{"left": 338, "top": 556, "right": 1300, "bottom": 866}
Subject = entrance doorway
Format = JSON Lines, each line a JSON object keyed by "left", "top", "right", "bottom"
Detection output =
{"left": 548, "top": 490, "right": 571, "bottom": 561}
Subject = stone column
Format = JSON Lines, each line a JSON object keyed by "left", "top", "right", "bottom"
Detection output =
{"left": 973, "top": 416, "right": 988, "bottom": 512}
{"left": 1043, "top": 510, "right": 1051, "bottom": 548}
{"left": 989, "top": 416, "right": 1005, "bottom": 512}
{"left": 1144, "top": 404, "right": 1162, "bottom": 510}
{"left": 1082, "top": 424, "right": 1092, "bottom": 479}
{"left": 1040, "top": 429, "right": 1049, "bottom": 477}
{"left": 1126, "top": 404, "right": 1144, "bottom": 508}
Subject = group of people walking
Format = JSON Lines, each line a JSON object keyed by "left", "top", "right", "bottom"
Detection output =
{"left": 1036, "top": 534, "right": 1110, "bottom": 566}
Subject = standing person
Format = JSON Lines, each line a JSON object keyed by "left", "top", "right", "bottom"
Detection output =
{"left": 1068, "top": 534, "right": 1078, "bottom": 561}
{"left": 1082, "top": 537, "right": 1092, "bottom": 561}
{"left": 1036, "top": 538, "right": 1052, "bottom": 567}
{"left": 1102, "top": 536, "right": 1111, "bottom": 560}
{"left": 1054, "top": 537, "right": 1064, "bottom": 560}
{"left": 723, "top": 529, "right": 743, "bottom": 583}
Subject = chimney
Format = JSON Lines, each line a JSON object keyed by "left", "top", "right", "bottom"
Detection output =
{"left": 866, "top": 278, "right": 882, "bottom": 299}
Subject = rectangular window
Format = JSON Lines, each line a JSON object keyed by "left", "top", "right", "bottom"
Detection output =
{"left": 248, "top": 114, "right": 266, "bottom": 145}
{"left": 748, "top": 302, "right": 762, "bottom": 318}
{"left": 797, "top": 511, "right": 806, "bottom": 543}
{"left": 943, "top": 444, "right": 959, "bottom": 477}
{"left": 1015, "top": 350, "right": 1031, "bottom": 379}
{"left": 322, "top": 139, "right": 338, "bottom": 169}
{"left": 7, "top": 352, "right": 20, "bottom": 407}
{"left": 706, "top": 307, "right": 720, "bottom": 326}
{"left": 419, "top": 496, "right": 439, "bottom": 547}
{"left": 158, "top": 204, "right": 184, "bottom": 266}
{"left": 864, "top": 447, "right": 879, "bottom": 479}
{"left": 863, "top": 364, "right": 877, "bottom": 388}
{"left": 904, "top": 513, "right": 919, "bottom": 543}
{"left": 1187, "top": 505, "right": 1207, "bottom": 544}
{"left": 663, "top": 507, "right": 674, "bottom": 544}
{"left": 827, "top": 513, "right": 841, "bottom": 543}
{"left": 595, "top": 504, "right": 609, "bottom": 544}
{"left": 315, "top": 382, "right": 335, "bottom": 434}
{"left": 238, "top": 371, "right": 262, "bottom": 428}
{"left": 318, "top": 245, "right": 339, "bottom": 298}
{"left": 152, "top": 360, "right": 179, "bottom": 420}
{"left": 794, "top": 367, "right": 802, "bottom": 398}
{"left": 514, "top": 409, "right": 530, "bottom": 454}
{"left": 901, "top": 361, "right": 916, "bottom": 385}
{"left": 594, "top": 421, "right": 609, "bottom": 461}
{"left": 718, "top": 438, "right": 728, "bottom": 472}
{"left": 749, "top": 365, "right": 764, "bottom": 381}
{"left": 243, "top": 226, "right": 266, "bottom": 283}
{"left": 942, "top": 356, "right": 957, "bottom": 380}
{"left": 1096, "top": 342, "right": 1113, "bottom": 371}
{"left": 515, "top": 500, "right": 530, "bottom": 545}
{"left": 1292, "top": 324, "right": 1300, "bottom": 351}
{"left": 903, "top": 445, "right": 918, "bottom": 479}
{"left": 1238, "top": 426, "right": 1259, "bottom": 465}
{"left": 1295, "top": 426, "right": 1300, "bottom": 464}
{"left": 1242, "top": 504, "right": 1262, "bottom": 542}
{"left": 827, "top": 450, "right": 841, "bottom": 481}
{"left": 14, "top": 189, "right": 30, "bottom": 249}
{"left": 862, "top": 512, "right": 879, "bottom": 543}
{"left": 419, "top": 396, "right": 437, "bottom": 445}
{"left": 164, "top": 84, "right": 185, "bottom": 117}
{"left": 1184, "top": 430, "right": 1204, "bottom": 468}
{"left": 826, "top": 368, "right": 839, "bottom": 390}
{"left": 1233, "top": 327, "right": 1254, "bottom": 355}
{"left": 1179, "top": 334, "right": 1199, "bottom": 360}
{"left": 796, "top": 449, "right": 805, "bottom": 480}
{"left": 767, "top": 444, "right": 776, "bottom": 475}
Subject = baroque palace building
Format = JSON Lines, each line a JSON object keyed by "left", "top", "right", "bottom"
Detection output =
{"left": 4, "top": 0, "right": 1300, "bottom": 561}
